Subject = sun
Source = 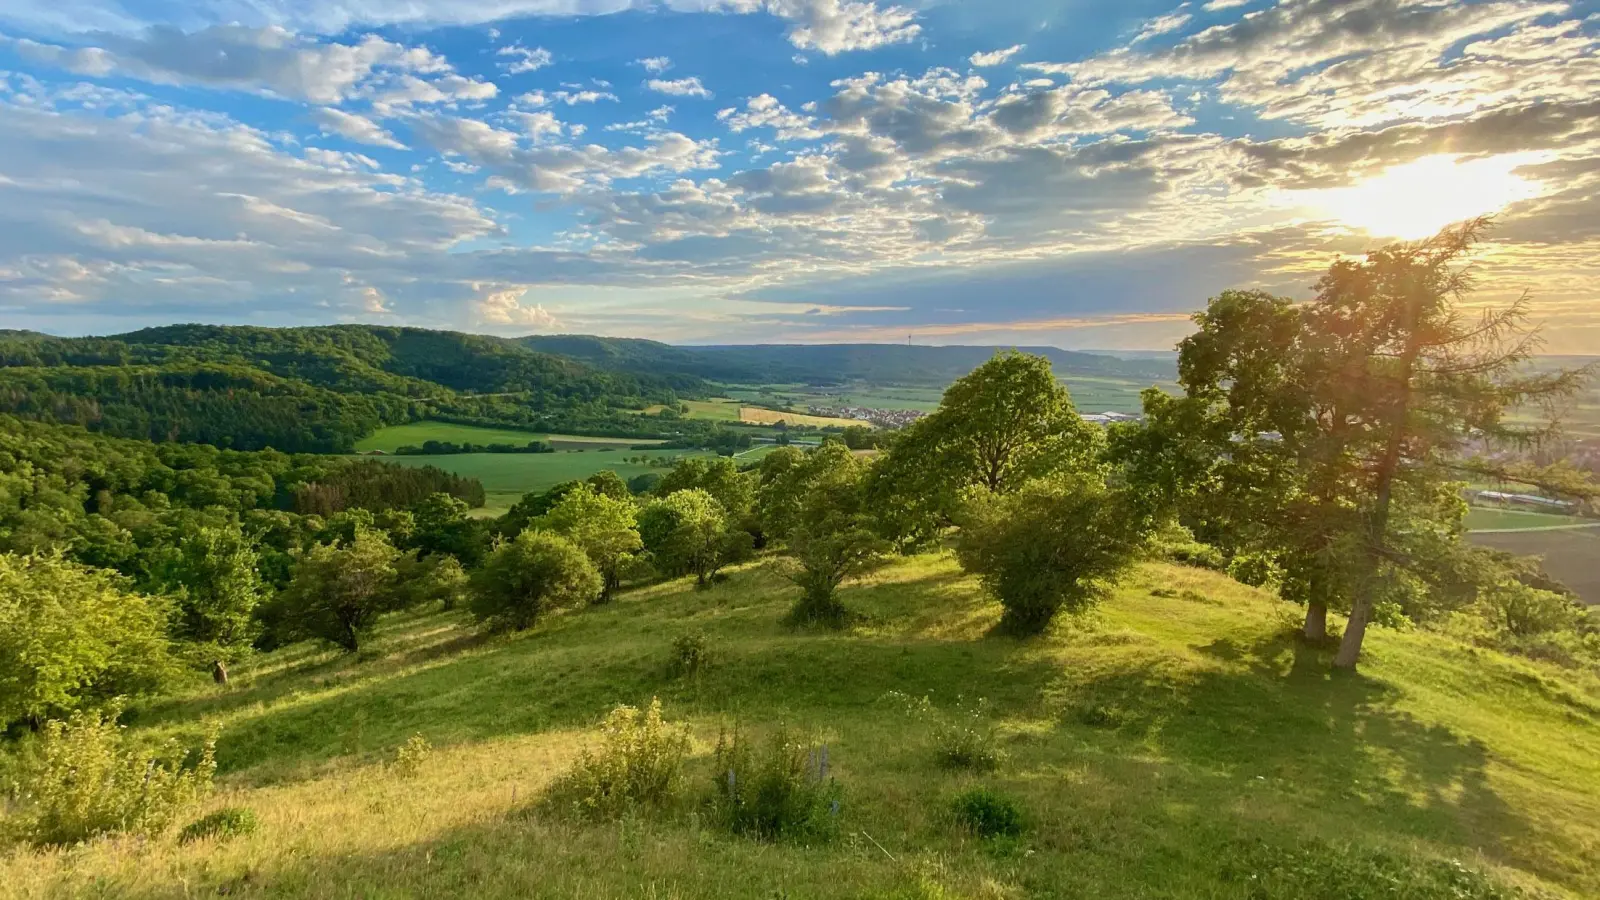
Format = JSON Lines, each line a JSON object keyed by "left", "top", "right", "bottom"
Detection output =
{"left": 1283, "top": 152, "right": 1550, "bottom": 240}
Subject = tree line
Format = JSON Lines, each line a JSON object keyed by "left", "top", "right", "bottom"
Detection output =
{"left": 3, "top": 220, "right": 1596, "bottom": 736}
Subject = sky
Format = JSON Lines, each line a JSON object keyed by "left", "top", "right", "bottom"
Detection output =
{"left": 0, "top": 0, "right": 1597, "bottom": 351}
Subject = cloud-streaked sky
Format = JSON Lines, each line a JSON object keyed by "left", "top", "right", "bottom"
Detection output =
{"left": 0, "top": 0, "right": 1596, "bottom": 351}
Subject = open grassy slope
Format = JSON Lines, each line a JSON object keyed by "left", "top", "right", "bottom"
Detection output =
{"left": 6, "top": 557, "right": 1598, "bottom": 898}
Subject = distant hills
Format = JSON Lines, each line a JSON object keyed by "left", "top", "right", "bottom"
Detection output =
{"left": 0, "top": 324, "right": 1178, "bottom": 452}
{"left": 518, "top": 336, "right": 1177, "bottom": 385}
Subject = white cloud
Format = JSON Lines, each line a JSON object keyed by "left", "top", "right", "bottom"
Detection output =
{"left": 647, "top": 77, "right": 713, "bottom": 98}
{"left": 311, "top": 107, "right": 407, "bottom": 149}
{"left": 970, "top": 45, "right": 1023, "bottom": 67}
{"left": 475, "top": 284, "right": 558, "bottom": 327}
{"left": 765, "top": 0, "right": 921, "bottom": 55}
{"left": 1133, "top": 11, "right": 1191, "bottom": 44}
{"left": 636, "top": 56, "right": 672, "bottom": 73}
{"left": 496, "top": 44, "right": 553, "bottom": 74}
{"left": 1, "top": 26, "right": 459, "bottom": 104}
{"left": 518, "top": 88, "right": 619, "bottom": 106}
{"left": 717, "top": 94, "right": 822, "bottom": 140}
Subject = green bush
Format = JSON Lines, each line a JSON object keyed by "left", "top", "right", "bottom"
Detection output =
{"left": 178, "top": 806, "right": 258, "bottom": 844}
{"left": 391, "top": 733, "right": 433, "bottom": 777}
{"left": 708, "top": 725, "right": 841, "bottom": 842}
{"left": 948, "top": 787, "right": 1024, "bottom": 840}
{"left": 885, "top": 692, "right": 1000, "bottom": 771}
{"left": 1227, "top": 551, "right": 1282, "bottom": 589}
{"left": 470, "top": 530, "right": 602, "bottom": 632}
{"left": 1148, "top": 521, "right": 1226, "bottom": 571}
{"left": 551, "top": 698, "right": 690, "bottom": 820}
{"left": 10, "top": 704, "right": 216, "bottom": 846}
{"left": 669, "top": 631, "right": 713, "bottom": 679}
{"left": 955, "top": 475, "right": 1150, "bottom": 635}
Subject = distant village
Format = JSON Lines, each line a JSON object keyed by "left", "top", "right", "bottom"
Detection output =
{"left": 806, "top": 405, "right": 1143, "bottom": 429}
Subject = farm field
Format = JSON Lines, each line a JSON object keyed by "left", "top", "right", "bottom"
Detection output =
{"left": 1470, "top": 524, "right": 1600, "bottom": 606}
{"left": 355, "top": 422, "right": 664, "bottom": 453}
{"left": 9, "top": 555, "right": 1598, "bottom": 898}
{"left": 721, "top": 376, "right": 1175, "bottom": 417}
{"left": 738, "top": 406, "right": 863, "bottom": 428}
{"left": 366, "top": 448, "right": 711, "bottom": 512}
{"left": 1463, "top": 507, "right": 1586, "bottom": 532}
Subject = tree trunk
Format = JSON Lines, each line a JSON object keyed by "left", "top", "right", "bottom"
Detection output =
{"left": 1302, "top": 602, "right": 1327, "bottom": 642}
{"left": 1334, "top": 281, "right": 1423, "bottom": 671}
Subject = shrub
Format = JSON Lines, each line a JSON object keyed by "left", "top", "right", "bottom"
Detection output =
{"left": 178, "top": 806, "right": 258, "bottom": 844}
{"left": 470, "top": 530, "right": 602, "bottom": 632}
{"left": 956, "top": 475, "right": 1150, "bottom": 635}
{"left": 708, "top": 725, "right": 841, "bottom": 842}
{"left": 669, "top": 632, "right": 713, "bottom": 679}
{"left": 1148, "top": 521, "right": 1226, "bottom": 571}
{"left": 551, "top": 698, "right": 690, "bottom": 820}
{"left": 391, "top": 734, "right": 433, "bottom": 777}
{"left": 885, "top": 692, "right": 1000, "bottom": 771}
{"left": 1227, "top": 551, "right": 1282, "bottom": 589}
{"left": 11, "top": 704, "right": 216, "bottom": 846}
{"left": 948, "top": 787, "right": 1024, "bottom": 840}
{"left": 0, "top": 553, "right": 173, "bottom": 727}
{"left": 278, "top": 529, "right": 407, "bottom": 653}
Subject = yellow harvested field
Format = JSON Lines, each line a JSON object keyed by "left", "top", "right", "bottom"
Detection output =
{"left": 739, "top": 406, "right": 864, "bottom": 428}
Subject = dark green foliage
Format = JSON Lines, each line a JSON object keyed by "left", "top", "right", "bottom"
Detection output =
{"left": 948, "top": 787, "right": 1024, "bottom": 840}
{"left": 638, "top": 489, "right": 751, "bottom": 587}
{"left": 768, "top": 443, "right": 889, "bottom": 626}
{"left": 956, "top": 474, "right": 1151, "bottom": 635}
{"left": 277, "top": 530, "right": 407, "bottom": 653}
{"left": 178, "top": 807, "right": 259, "bottom": 844}
{"left": 394, "top": 440, "right": 554, "bottom": 455}
{"left": 669, "top": 631, "right": 713, "bottom": 679}
{"left": 709, "top": 726, "right": 842, "bottom": 843}
{"left": 0, "top": 324, "right": 697, "bottom": 453}
{"left": 469, "top": 531, "right": 601, "bottom": 631}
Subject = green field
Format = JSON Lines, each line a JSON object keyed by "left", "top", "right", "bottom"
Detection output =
{"left": 368, "top": 448, "right": 711, "bottom": 511}
{"left": 355, "top": 422, "right": 664, "bottom": 454}
{"left": 1464, "top": 507, "right": 1586, "bottom": 532}
{"left": 10, "top": 555, "right": 1597, "bottom": 897}
{"left": 719, "top": 377, "right": 1173, "bottom": 417}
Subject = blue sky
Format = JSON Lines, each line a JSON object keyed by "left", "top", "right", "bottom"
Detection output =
{"left": 1, "top": 0, "right": 1597, "bottom": 351}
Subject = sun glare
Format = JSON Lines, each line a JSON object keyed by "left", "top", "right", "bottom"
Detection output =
{"left": 1285, "top": 153, "right": 1549, "bottom": 240}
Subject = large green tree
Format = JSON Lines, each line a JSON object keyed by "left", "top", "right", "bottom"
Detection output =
{"left": 470, "top": 530, "right": 601, "bottom": 631}
{"left": 780, "top": 448, "right": 889, "bottom": 626}
{"left": 278, "top": 529, "right": 406, "bottom": 653}
{"left": 638, "top": 489, "right": 749, "bottom": 587}
{"left": 156, "top": 521, "right": 266, "bottom": 660}
{"left": 0, "top": 553, "right": 173, "bottom": 726}
{"left": 535, "top": 483, "right": 643, "bottom": 602}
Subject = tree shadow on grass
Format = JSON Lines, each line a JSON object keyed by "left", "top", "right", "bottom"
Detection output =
{"left": 1042, "top": 629, "right": 1559, "bottom": 886}
{"left": 206, "top": 568, "right": 1058, "bottom": 786}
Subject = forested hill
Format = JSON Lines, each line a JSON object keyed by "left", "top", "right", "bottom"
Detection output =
{"left": 519, "top": 336, "right": 1176, "bottom": 385}
{"left": 0, "top": 326, "right": 705, "bottom": 453}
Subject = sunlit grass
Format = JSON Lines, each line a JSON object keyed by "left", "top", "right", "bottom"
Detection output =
{"left": 5, "top": 556, "right": 1597, "bottom": 898}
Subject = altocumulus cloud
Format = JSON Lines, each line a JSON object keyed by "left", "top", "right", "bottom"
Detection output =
{"left": 0, "top": 0, "right": 1594, "bottom": 352}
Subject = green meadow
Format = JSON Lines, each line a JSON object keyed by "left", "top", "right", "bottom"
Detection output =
{"left": 365, "top": 448, "right": 711, "bottom": 511}
{"left": 354, "top": 422, "right": 665, "bottom": 453}
{"left": 8, "top": 555, "right": 1597, "bottom": 898}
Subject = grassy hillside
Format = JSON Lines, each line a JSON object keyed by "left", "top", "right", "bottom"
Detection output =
{"left": 8, "top": 556, "right": 1596, "bottom": 898}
